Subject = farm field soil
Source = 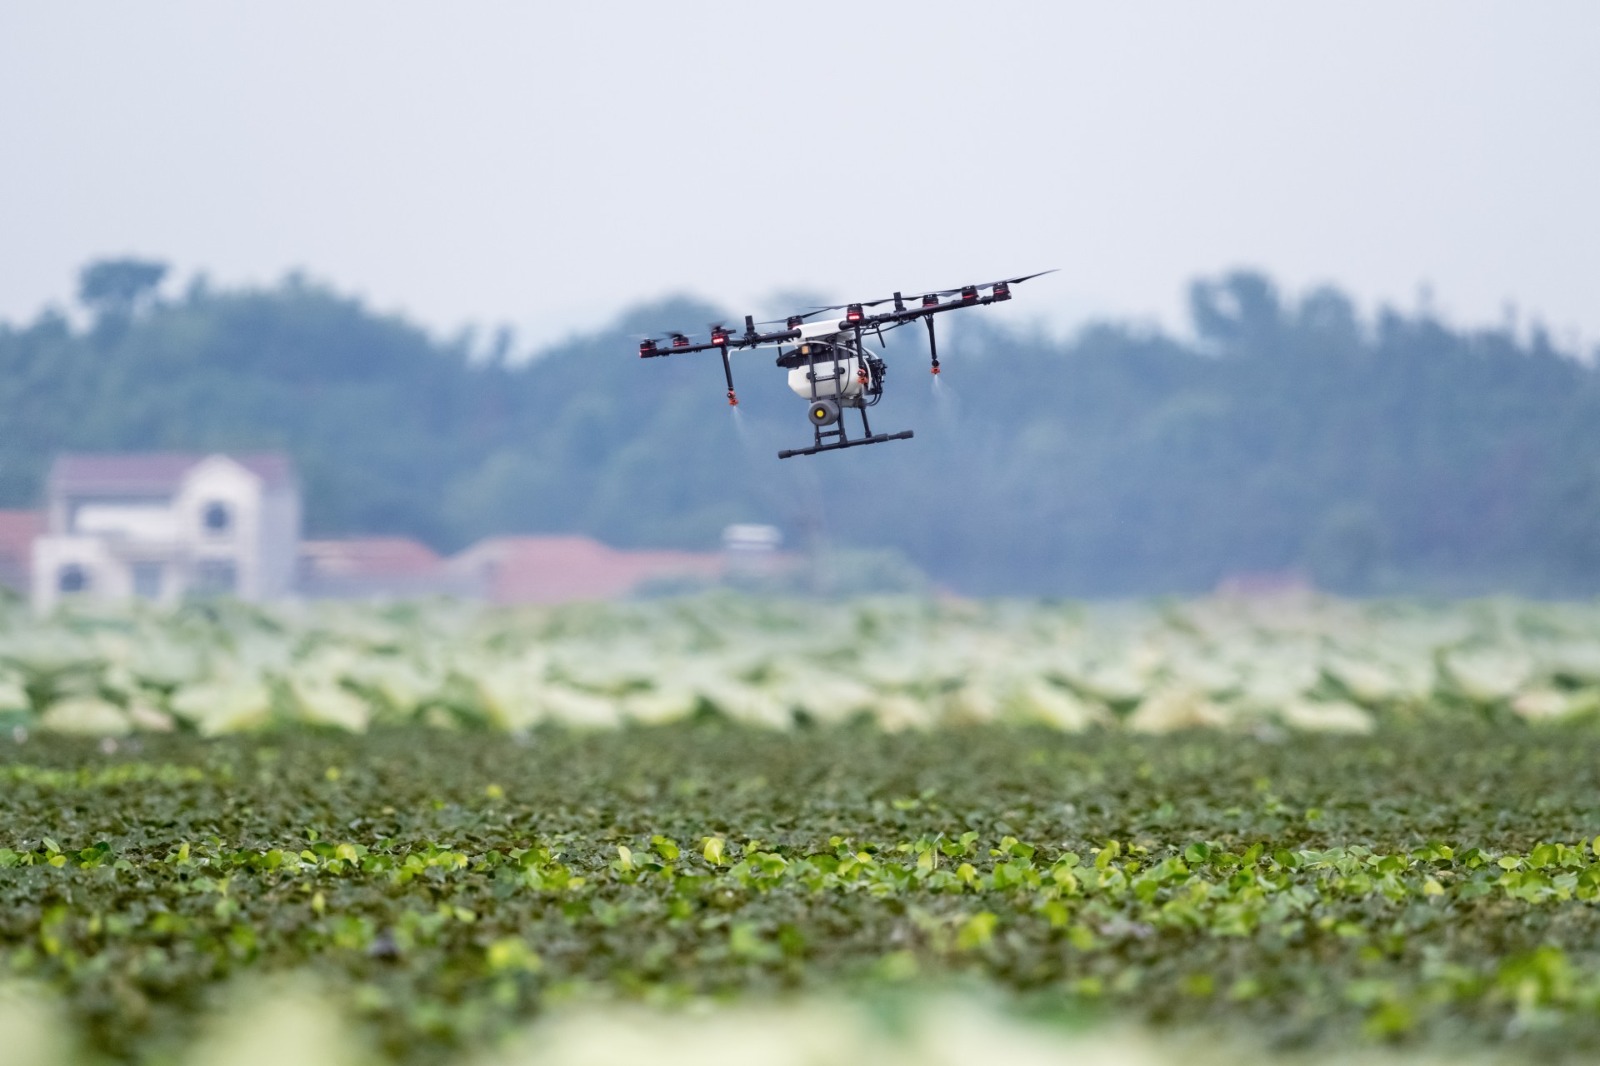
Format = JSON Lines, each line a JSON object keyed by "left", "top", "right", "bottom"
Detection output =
{"left": 4, "top": 722, "right": 1600, "bottom": 1064}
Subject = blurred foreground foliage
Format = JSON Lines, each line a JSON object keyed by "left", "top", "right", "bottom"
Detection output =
{"left": 5, "top": 594, "right": 1600, "bottom": 737}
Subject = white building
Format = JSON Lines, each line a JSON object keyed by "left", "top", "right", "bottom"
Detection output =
{"left": 31, "top": 453, "right": 300, "bottom": 611}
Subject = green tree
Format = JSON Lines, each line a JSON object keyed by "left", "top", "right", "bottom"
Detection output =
{"left": 77, "top": 258, "right": 169, "bottom": 318}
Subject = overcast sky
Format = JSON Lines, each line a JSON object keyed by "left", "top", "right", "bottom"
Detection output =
{"left": 2, "top": 3, "right": 1596, "bottom": 353}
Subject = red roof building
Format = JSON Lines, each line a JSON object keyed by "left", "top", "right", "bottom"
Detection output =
{"left": 301, "top": 537, "right": 443, "bottom": 578}
{"left": 298, "top": 537, "right": 474, "bottom": 599}
{"left": 448, "top": 535, "right": 724, "bottom": 605}
{"left": 48, "top": 453, "right": 296, "bottom": 496}
{"left": 0, "top": 510, "right": 43, "bottom": 594}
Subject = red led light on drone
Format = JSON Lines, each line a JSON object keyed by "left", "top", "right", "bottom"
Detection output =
{"left": 846, "top": 304, "right": 864, "bottom": 322}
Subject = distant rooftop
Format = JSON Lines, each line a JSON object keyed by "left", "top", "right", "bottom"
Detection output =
{"left": 300, "top": 537, "right": 443, "bottom": 579}
{"left": 451, "top": 535, "right": 723, "bottom": 605}
{"left": 0, "top": 509, "right": 42, "bottom": 592}
{"left": 296, "top": 536, "right": 463, "bottom": 600}
{"left": 50, "top": 453, "right": 296, "bottom": 495}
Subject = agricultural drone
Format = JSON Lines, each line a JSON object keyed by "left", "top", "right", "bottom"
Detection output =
{"left": 637, "top": 270, "right": 1055, "bottom": 459}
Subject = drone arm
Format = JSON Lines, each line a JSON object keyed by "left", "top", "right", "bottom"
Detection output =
{"left": 719, "top": 346, "right": 738, "bottom": 406}
{"left": 849, "top": 296, "right": 998, "bottom": 333}
{"left": 640, "top": 328, "right": 800, "bottom": 360}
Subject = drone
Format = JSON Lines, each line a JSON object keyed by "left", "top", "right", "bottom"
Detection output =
{"left": 637, "top": 270, "right": 1055, "bottom": 459}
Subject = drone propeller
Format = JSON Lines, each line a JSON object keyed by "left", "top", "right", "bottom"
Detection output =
{"left": 928, "top": 269, "right": 1059, "bottom": 298}
{"left": 1000, "top": 269, "right": 1058, "bottom": 286}
{"left": 804, "top": 299, "right": 889, "bottom": 326}
{"left": 809, "top": 299, "right": 879, "bottom": 313}
{"left": 637, "top": 333, "right": 677, "bottom": 357}
{"left": 761, "top": 272, "right": 1051, "bottom": 322}
{"left": 808, "top": 272, "right": 1056, "bottom": 317}
{"left": 756, "top": 308, "right": 834, "bottom": 327}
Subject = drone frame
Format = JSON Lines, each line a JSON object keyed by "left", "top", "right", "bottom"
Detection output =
{"left": 638, "top": 271, "right": 1053, "bottom": 459}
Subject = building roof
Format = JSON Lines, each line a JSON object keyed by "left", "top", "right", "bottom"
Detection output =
{"left": 0, "top": 509, "right": 43, "bottom": 545}
{"left": 450, "top": 535, "right": 724, "bottom": 605}
{"left": 300, "top": 537, "right": 444, "bottom": 579}
{"left": 49, "top": 453, "right": 296, "bottom": 495}
{"left": 0, "top": 510, "right": 43, "bottom": 592}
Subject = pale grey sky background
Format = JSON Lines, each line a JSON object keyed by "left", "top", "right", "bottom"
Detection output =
{"left": 1, "top": 2, "right": 1596, "bottom": 353}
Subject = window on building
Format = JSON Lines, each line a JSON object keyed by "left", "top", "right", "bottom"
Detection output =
{"left": 57, "top": 564, "right": 90, "bottom": 594}
{"left": 132, "top": 562, "right": 163, "bottom": 600}
{"left": 192, "top": 560, "right": 237, "bottom": 598}
{"left": 202, "top": 502, "right": 232, "bottom": 535}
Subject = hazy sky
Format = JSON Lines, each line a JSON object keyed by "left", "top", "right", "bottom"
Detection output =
{"left": 2, "top": 3, "right": 1597, "bottom": 353}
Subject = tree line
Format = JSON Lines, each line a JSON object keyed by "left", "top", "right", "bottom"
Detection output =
{"left": 1, "top": 258, "right": 1596, "bottom": 597}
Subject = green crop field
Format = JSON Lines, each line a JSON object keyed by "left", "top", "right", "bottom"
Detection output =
{"left": 3, "top": 595, "right": 1600, "bottom": 1064}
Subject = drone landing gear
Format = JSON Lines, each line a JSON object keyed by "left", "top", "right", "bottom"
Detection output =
{"left": 778, "top": 402, "right": 912, "bottom": 459}
{"left": 778, "top": 430, "right": 913, "bottom": 459}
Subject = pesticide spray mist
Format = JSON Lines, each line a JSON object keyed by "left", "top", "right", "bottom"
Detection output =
{"left": 729, "top": 404, "right": 755, "bottom": 449}
{"left": 931, "top": 373, "right": 959, "bottom": 425}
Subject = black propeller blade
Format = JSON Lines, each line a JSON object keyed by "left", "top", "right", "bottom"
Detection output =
{"left": 928, "top": 269, "right": 1058, "bottom": 297}
{"left": 808, "top": 272, "right": 1055, "bottom": 314}
{"left": 728, "top": 270, "right": 1054, "bottom": 339}
{"left": 1001, "top": 269, "right": 1058, "bottom": 286}
{"left": 756, "top": 308, "right": 834, "bottom": 326}
{"left": 809, "top": 294, "right": 902, "bottom": 312}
